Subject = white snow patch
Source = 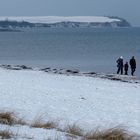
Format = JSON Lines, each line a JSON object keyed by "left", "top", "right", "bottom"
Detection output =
{"left": 0, "top": 16, "right": 121, "bottom": 24}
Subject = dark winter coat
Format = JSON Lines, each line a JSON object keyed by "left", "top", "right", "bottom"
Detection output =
{"left": 117, "top": 58, "right": 123, "bottom": 68}
{"left": 129, "top": 58, "right": 136, "bottom": 69}
{"left": 124, "top": 63, "right": 129, "bottom": 71}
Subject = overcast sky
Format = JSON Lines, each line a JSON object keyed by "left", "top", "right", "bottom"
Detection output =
{"left": 0, "top": 0, "right": 140, "bottom": 26}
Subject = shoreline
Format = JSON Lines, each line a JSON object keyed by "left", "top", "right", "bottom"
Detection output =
{"left": 0, "top": 64, "right": 140, "bottom": 84}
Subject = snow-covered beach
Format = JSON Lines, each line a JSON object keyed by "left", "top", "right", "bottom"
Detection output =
{"left": 0, "top": 65, "right": 140, "bottom": 139}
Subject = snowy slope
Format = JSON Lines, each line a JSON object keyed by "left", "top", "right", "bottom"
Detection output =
{"left": 0, "top": 68, "right": 140, "bottom": 139}
{"left": 0, "top": 16, "right": 121, "bottom": 24}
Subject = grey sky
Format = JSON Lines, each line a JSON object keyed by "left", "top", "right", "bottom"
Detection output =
{"left": 0, "top": 0, "right": 140, "bottom": 26}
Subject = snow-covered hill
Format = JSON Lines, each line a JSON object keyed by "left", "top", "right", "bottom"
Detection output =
{"left": 0, "top": 16, "right": 131, "bottom": 28}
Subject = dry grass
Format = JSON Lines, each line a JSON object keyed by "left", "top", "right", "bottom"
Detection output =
{"left": 65, "top": 124, "right": 84, "bottom": 137}
{"left": 16, "top": 118, "right": 27, "bottom": 125}
{"left": 0, "top": 111, "right": 139, "bottom": 140}
{"left": 0, "top": 111, "right": 16, "bottom": 125}
{"left": 31, "top": 117, "right": 58, "bottom": 129}
{"left": 83, "top": 127, "right": 139, "bottom": 140}
{"left": 0, "top": 111, "right": 26, "bottom": 126}
{"left": 0, "top": 130, "right": 13, "bottom": 139}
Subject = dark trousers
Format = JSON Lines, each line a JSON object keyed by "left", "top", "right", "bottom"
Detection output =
{"left": 124, "top": 70, "right": 128, "bottom": 75}
{"left": 131, "top": 68, "right": 135, "bottom": 76}
{"left": 117, "top": 67, "right": 123, "bottom": 74}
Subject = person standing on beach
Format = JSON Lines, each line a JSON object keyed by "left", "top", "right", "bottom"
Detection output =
{"left": 116, "top": 56, "right": 123, "bottom": 75}
{"left": 124, "top": 62, "right": 129, "bottom": 75}
{"left": 129, "top": 56, "right": 136, "bottom": 76}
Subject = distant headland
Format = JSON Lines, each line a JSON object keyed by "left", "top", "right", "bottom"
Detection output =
{"left": 0, "top": 16, "right": 131, "bottom": 29}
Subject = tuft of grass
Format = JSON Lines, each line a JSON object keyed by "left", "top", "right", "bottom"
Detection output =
{"left": 65, "top": 124, "right": 84, "bottom": 137}
{"left": 0, "top": 111, "right": 26, "bottom": 126}
{"left": 0, "top": 130, "right": 13, "bottom": 139}
{"left": 16, "top": 118, "right": 27, "bottom": 126}
{"left": 31, "top": 117, "right": 58, "bottom": 129}
{"left": 83, "top": 127, "right": 139, "bottom": 140}
{"left": 0, "top": 112, "right": 16, "bottom": 125}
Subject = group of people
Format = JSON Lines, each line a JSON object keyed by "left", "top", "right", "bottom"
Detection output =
{"left": 116, "top": 56, "right": 136, "bottom": 76}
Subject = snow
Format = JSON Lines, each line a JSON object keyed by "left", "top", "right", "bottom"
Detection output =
{"left": 0, "top": 68, "right": 140, "bottom": 139}
{"left": 0, "top": 16, "right": 121, "bottom": 24}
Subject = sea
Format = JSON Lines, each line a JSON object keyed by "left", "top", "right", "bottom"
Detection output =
{"left": 0, "top": 27, "right": 140, "bottom": 75}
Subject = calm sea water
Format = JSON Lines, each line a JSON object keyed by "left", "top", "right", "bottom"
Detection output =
{"left": 0, "top": 27, "right": 140, "bottom": 74}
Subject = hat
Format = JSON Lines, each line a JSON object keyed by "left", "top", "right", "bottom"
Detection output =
{"left": 120, "top": 56, "right": 123, "bottom": 59}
